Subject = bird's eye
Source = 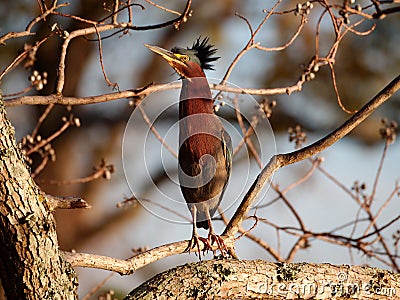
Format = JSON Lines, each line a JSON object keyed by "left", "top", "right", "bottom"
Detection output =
{"left": 180, "top": 55, "right": 189, "bottom": 62}
{"left": 174, "top": 53, "right": 189, "bottom": 63}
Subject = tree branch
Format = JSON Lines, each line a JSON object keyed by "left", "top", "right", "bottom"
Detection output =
{"left": 46, "top": 195, "right": 90, "bottom": 210}
{"left": 124, "top": 259, "right": 400, "bottom": 299}
{"left": 223, "top": 74, "right": 400, "bottom": 237}
{"left": 3, "top": 81, "right": 304, "bottom": 107}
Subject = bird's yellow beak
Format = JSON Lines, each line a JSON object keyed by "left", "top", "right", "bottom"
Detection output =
{"left": 145, "top": 44, "right": 186, "bottom": 66}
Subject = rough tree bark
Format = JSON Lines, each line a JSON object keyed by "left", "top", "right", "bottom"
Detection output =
{"left": 0, "top": 98, "right": 78, "bottom": 299}
{"left": 126, "top": 259, "right": 400, "bottom": 299}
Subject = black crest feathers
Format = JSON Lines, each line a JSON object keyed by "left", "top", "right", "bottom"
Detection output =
{"left": 189, "top": 37, "right": 220, "bottom": 70}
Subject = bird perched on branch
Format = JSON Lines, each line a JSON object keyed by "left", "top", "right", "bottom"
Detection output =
{"left": 145, "top": 37, "right": 232, "bottom": 256}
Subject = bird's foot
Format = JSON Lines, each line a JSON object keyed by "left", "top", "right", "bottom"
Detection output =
{"left": 207, "top": 233, "right": 228, "bottom": 257}
{"left": 184, "top": 235, "right": 212, "bottom": 259}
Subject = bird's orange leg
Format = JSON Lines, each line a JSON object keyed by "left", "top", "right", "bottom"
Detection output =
{"left": 205, "top": 210, "right": 228, "bottom": 256}
{"left": 184, "top": 206, "right": 212, "bottom": 259}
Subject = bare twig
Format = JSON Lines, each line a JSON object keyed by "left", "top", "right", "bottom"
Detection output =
{"left": 31, "top": 155, "right": 49, "bottom": 178}
{"left": 37, "top": 161, "right": 114, "bottom": 185}
{"left": 0, "top": 37, "right": 50, "bottom": 82}
{"left": 281, "top": 157, "right": 322, "bottom": 193}
{"left": 220, "top": 1, "right": 283, "bottom": 85}
{"left": 26, "top": 121, "right": 70, "bottom": 155}
{"left": 138, "top": 106, "right": 178, "bottom": 158}
{"left": 93, "top": 25, "right": 118, "bottom": 89}
{"left": 46, "top": 195, "right": 90, "bottom": 210}
{"left": 144, "top": 0, "right": 181, "bottom": 15}
{"left": 81, "top": 273, "right": 115, "bottom": 300}
{"left": 117, "top": 197, "right": 190, "bottom": 222}
{"left": 2, "top": 86, "right": 35, "bottom": 98}
{"left": 254, "top": 14, "right": 307, "bottom": 52}
{"left": 364, "top": 183, "right": 400, "bottom": 237}
{"left": 31, "top": 104, "right": 55, "bottom": 138}
{"left": 368, "top": 140, "right": 390, "bottom": 206}
{"left": 328, "top": 62, "right": 357, "bottom": 114}
{"left": 218, "top": 209, "right": 283, "bottom": 261}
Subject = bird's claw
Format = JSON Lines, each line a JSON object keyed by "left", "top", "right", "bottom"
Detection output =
{"left": 208, "top": 233, "right": 228, "bottom": 256}
{"left": 184, "top": 233, "right": 228, "bottom": 259}
{"left": 184, "top": 235, "right": 212, "bottom": 259}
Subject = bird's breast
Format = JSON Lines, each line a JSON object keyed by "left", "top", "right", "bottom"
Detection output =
{"left": 178, "top": 115, "right": 230, "bottom": 199}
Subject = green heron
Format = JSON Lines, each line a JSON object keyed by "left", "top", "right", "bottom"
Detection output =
{"left": 145, "top": 38, "right": 232, "bottom": 255}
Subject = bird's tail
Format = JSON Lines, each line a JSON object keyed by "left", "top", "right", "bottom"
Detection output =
{"left": 196, "top": 219, "right": 209, "bottom": 230}
{"left": 195, "top": 206, "right": 218, "bottom": 230}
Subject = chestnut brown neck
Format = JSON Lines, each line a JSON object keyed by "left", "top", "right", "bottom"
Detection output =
{"left": 179, "top": 64, "right": 213, "bottom": 119}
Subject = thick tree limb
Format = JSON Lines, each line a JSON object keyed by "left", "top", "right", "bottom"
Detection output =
{"left": 124, "top": 259, "right": 400, "bottom": 299}
{"left": 0, "top": 100, "right": 78, "bottom": 299}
